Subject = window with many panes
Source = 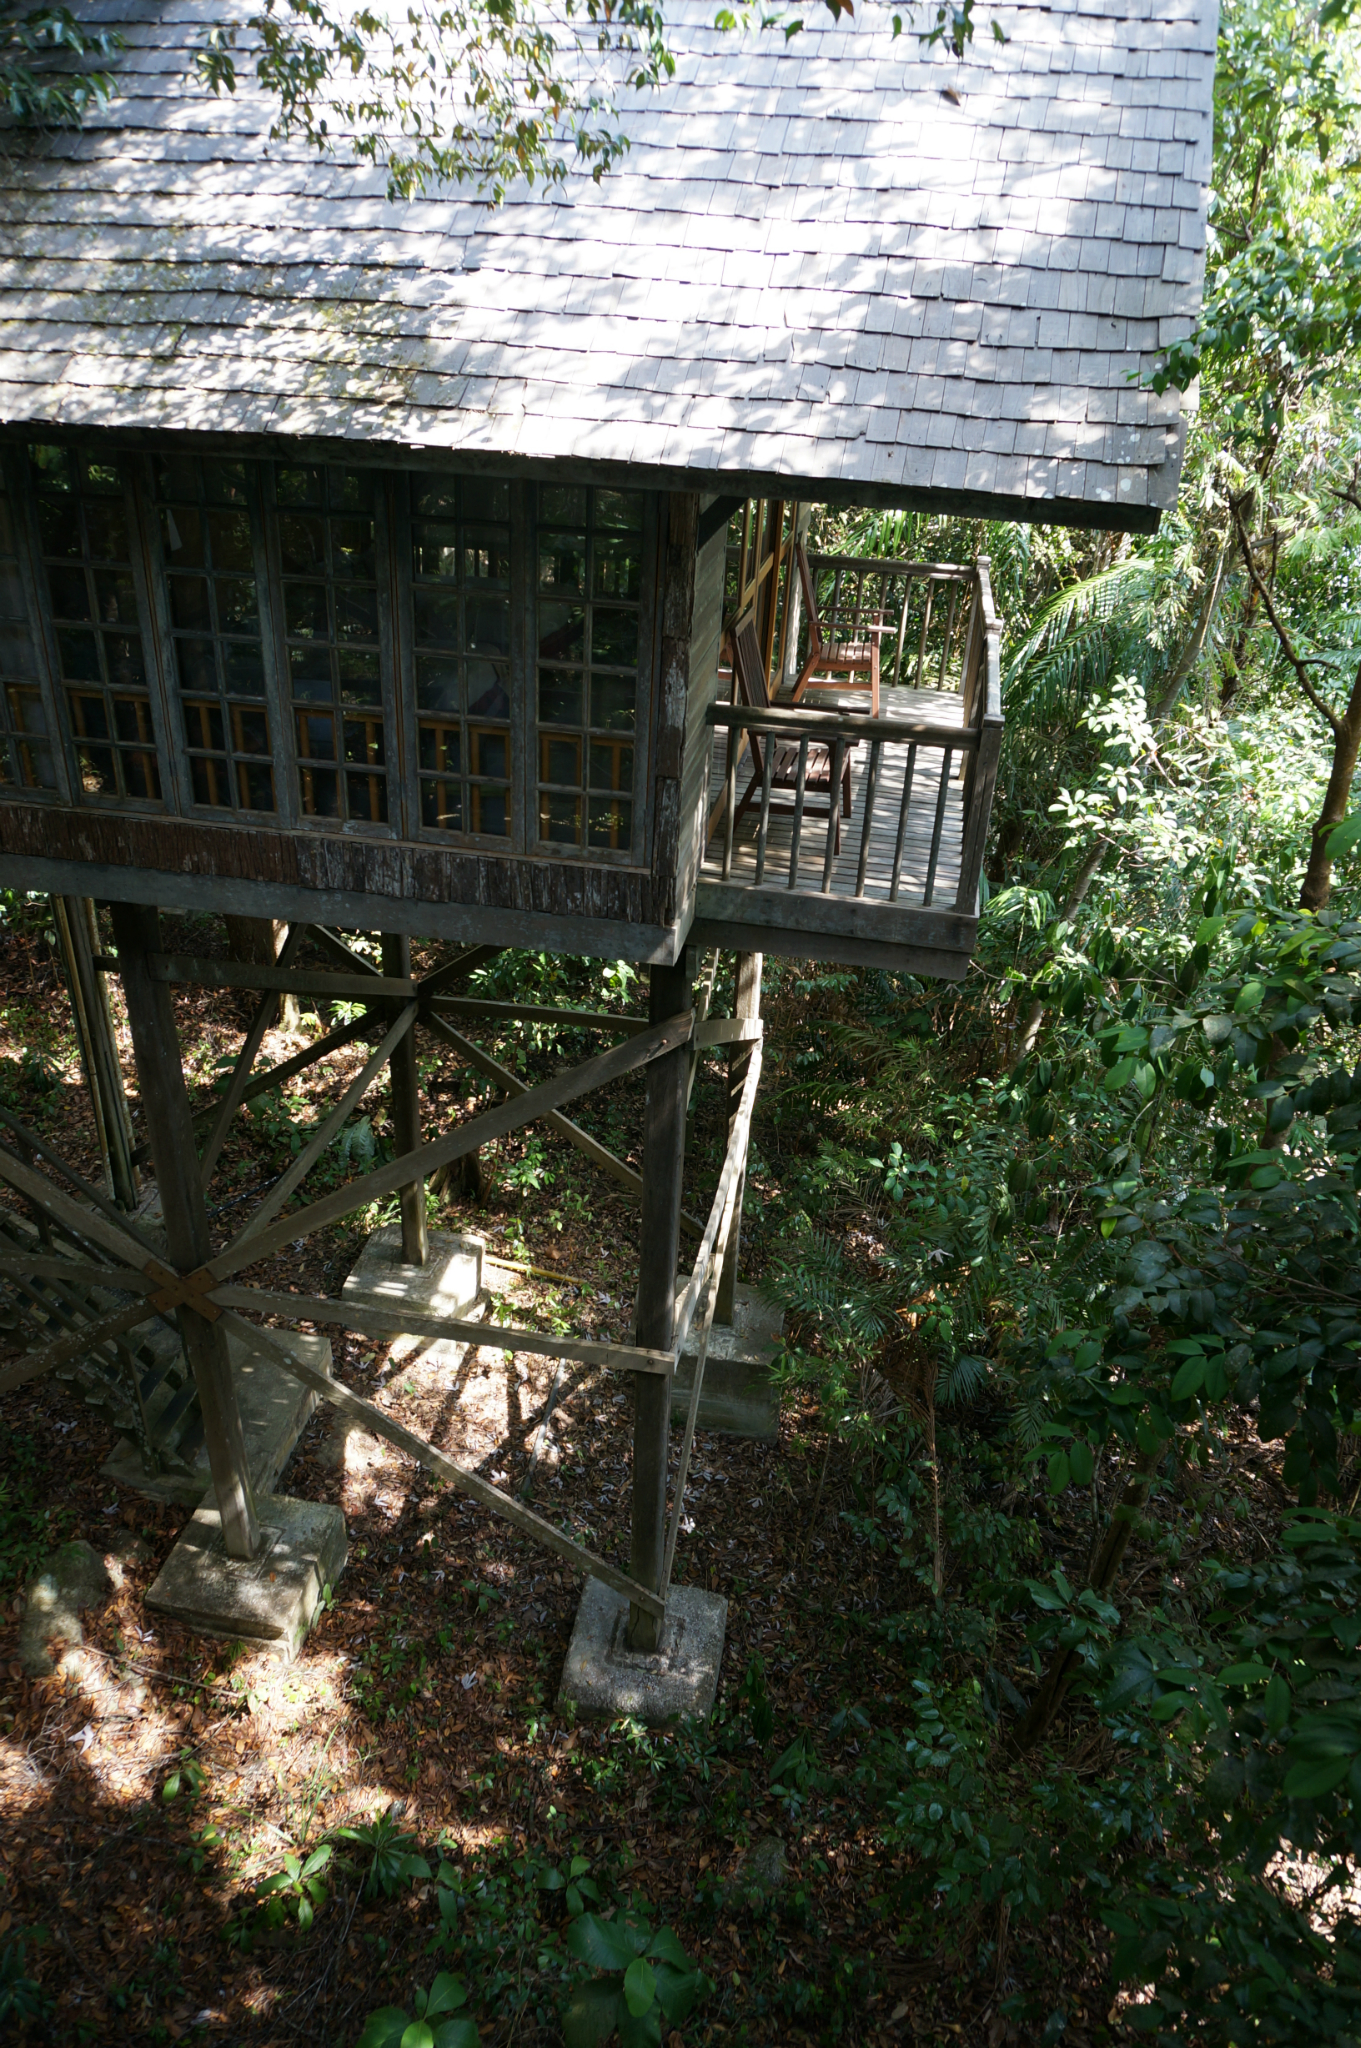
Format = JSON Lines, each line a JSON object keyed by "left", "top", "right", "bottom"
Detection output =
{"left": 274, "top": 465, "right": 387, "bottom": 825}
{"left": 409, "top": 475, "right": 512, "bottom": 839}
{"left": 0, "top": 468, "right": 52, "bottom": 792}
{"left": 536, "top": 486, "right": 644, "bottom": 853}
{"left": 156, "top": 455, "right": 274, "bottom": 813}
{"left": 30, "top": 444, "right": 160, "bottom": 802}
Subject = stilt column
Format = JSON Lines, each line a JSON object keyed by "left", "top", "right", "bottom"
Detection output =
{"left": 627, "top": 954, "right": 693, "bottom": 1650}
{"left": 382, "top": 932, "right": 428, "bottom": 1267}
{"left": 109, "top": 902, "right": 259, "bottom": 1561}
{"left": 715, "top": 952, "right": 762, "bottom": 1324}
{"left": 52, "top": 896, "right": 139, "bottom": 1212}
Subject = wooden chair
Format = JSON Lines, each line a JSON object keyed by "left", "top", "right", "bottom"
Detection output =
{"left": 723, "top": 607, "right": 854, "bottom": 854}
{"left": 791, "top": 539, "right": 882, "bottom": 715}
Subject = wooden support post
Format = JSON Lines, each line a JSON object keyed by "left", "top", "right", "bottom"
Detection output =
{"left": 382, "top": 933, "right": 428, "bottom": 1266}
{"left": 109, "top": 902, "right": 260, "bottom": 1561}
{"left": 52, "top": 897, "right": 139, "bottom": 1212}
{"left": 627, "top": 954, "right": 693, "bottom": 1651}
{"left": 716, "top": 952, "right": 762, "bottom": 1324}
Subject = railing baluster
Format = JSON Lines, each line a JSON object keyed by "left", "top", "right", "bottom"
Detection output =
{"left": 893, "top": 574, "right": 910, "bottom": 692}
{"left": 915, "top": 578, "right": 935, "bottom": 689}
{"left": 855, "top": 737, "right": 882, "bottom": 898}
{"left": 821, "top": 738, "right": 845, "bottom": 893}
{"left": 787, "top": 736, "right": 810, "bottom": 891}
{"left": 938, "top": 581, "right": 960, "bottom": 690}
{"left": 721, "top": 724, "right": 738, "bottom": 881}
{"left": 888, "top": 742, "right": 918, "bottom": 903}
{"left": 754, "top": 738, "right": 774, "bottom": 885}
{"left": 922, "top": 745, "right": 954, "bottom": 907}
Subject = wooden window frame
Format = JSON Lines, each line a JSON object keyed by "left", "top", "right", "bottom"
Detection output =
{"left": 0, "top": 439, "right": 663, "bottom": 874}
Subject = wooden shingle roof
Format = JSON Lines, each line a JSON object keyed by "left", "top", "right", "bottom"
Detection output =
{"left": 0, "top": 0, "right": 1216, "bottom": 530}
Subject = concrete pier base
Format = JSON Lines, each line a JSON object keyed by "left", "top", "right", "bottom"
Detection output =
{"left": 145, "top": 1493, "right": 347, "bottom": 1659}
{"left": 671, "top": 1281, "right": 782, "bottom": 1440}
{"left": 102, "top": 1327, "right": 329, "bottom": 1506}
{"left": 559, "top": 1577, "right": 727, "bottom": 1724}
{"left": 342, "top": 1225, "right": 484, "bottom": 1377}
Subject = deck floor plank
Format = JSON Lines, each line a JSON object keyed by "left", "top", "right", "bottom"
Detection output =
{"left": 702, "top": 685, "right": 969, "bottom": 908}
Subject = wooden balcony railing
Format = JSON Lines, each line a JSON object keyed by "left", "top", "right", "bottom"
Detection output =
{"left": 704, "top": 556, "right": 1001, "bottom": 925}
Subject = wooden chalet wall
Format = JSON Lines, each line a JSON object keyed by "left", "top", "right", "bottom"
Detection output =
{"left": 0, "top": 435, "right": 699, "bottom": 963}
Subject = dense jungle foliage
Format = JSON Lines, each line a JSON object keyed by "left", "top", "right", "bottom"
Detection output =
{"left": 774, "top": 0, "right": 1361, "bottom": 2036}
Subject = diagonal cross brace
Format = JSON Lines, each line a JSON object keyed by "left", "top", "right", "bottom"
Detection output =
{"left": 214, "top": 1308, "right": 666, "bottom": 1618}
{"left": 202, "top": 1008, "right": 695, "bottom": 1287}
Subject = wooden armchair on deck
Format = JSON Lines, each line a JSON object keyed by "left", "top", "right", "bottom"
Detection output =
{"left": 790, "top": 539, "right": 883, "bottom": 715}
{"left": 718, "top": 608, "right": 855, "bottom": 854}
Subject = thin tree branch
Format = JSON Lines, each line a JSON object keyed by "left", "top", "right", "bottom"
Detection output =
{"left": 1232, "top": 500, "right": 1341, "bottom": 737}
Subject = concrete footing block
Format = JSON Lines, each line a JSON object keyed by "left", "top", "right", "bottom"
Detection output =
{"left": 102, "top": 1327, "right": 329, "bottom": 1506}
{"left": 559, "top": 1577, "right": 728, "bottom": 1725}
{"left": 342, "top": 1225, "right": 484, "bottom": 1376}
{"left": 145, "top": 1494, "right": 347, "bottom": 1660}
{"left": 671, "top": 1281, "right": 782, "bottom": 1440}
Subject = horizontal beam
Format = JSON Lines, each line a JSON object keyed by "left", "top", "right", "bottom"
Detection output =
{"left": 202, "top": 1009, "right": 694, "bottom": 1285}
{"left": 693, "top": 880, "right": 977, "bottom": 954}
{"left": 140, "top": 955, "right": 415, "bottom": 1000}
{"left": 215, "top": 1309, "right": 665, "bottom": 1618}
{"left": 707, "top": 702, "right": 981, "bottom": 749}
{"left": 426, "top": 997, "right": 652, "bottom": 1035}
{"left": 209, "top": 1285, "right": 673, "bottom": 1376}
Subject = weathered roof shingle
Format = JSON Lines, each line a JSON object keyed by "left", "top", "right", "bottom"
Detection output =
{"left": 0, "top": 0, "right": 1217, "bottom": 529}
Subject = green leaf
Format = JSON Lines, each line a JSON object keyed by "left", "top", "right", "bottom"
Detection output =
{"left": 1046, "top": 1449, "right": 1071, "bottom": 1493}
{"left": 1265, "top": 1672, "right": 1291, "bottom": 1731}
{"left": 1170, "top": 1354, "right": 1207, "bottom": 1400}
{"left": 356, "top": 2012, "right": 412, "bottom": 2048}
{"left": 302, "top": 1845, "right": 332, "bottom": 1879}
{"left": 562, "top": 1982, "right": 623, "bottom": 2048}
{"left": 1284, "top": 1757, "right": 1352, "bottom": 1798}
{"left": 1104, "top": 1055, "right": 1137, "bottom": 1091}
{"left": 1218, "top": 1663, "right": 1272, "bottom": 1686}
{"left": 1326, "top": 811, "right": 1361, "bottom": 858}
{"left": 425, "top": 1975, "right": 468, "bottom": 2017}
{"left": 1234, "top": 980, "right": 1265, "bottom": 1015}
{"left": 567, "top": 1913, "right": 648, "bottom": 1973}
{"left": 623, "top": 1957, "right": 657, "bottom": 2018}
{"left": 1069, "top": 1440, "right": 1094, "bottom": 1487}
{"left": 432, "top": 2023, "right": 478, "bottom": 2048}
{"left": 297, "top": 1894, "right": 314, "bottom": 1933}
{"left": 646, "top": 1927, "right": 691, "bottom": 1970}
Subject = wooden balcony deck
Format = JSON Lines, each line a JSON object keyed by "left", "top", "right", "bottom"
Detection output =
{"left": 701, "top": 684, "right": 968, "bottom": 909}
{"left": 688, "top": 552, "right": 1002, "bottom": 979}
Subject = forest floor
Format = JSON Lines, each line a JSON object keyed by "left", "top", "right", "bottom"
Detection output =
{"left": 0, "top": 905, "right": 1181, "bottom": 2046}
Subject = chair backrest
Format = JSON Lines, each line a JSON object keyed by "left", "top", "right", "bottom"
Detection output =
{"left": 725, "top": 608, "right": 770, "bottom": 783}
{"left": 794, "top": 540, "right": 824, "bottom": 666}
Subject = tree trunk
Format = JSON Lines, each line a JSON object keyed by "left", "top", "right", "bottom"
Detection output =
{"left": 1015, "top": 838, "right": 1109, "bottom": 1058}
{"left": 1299, "top": 659, "right": 1361, "bottom": 912}
{"left": 1010, "top": 1445, "right": 1163, "bottom": 1753}
{"left": 224, "top": 916, "right": 300, "bottom": 1032}
{"left": 1153, "top": 546, "right": 1227, "bottom": 724}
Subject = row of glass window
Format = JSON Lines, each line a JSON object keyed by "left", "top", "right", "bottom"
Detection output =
{"left": 0, "top": 449, "right": 649, "bottom": 858}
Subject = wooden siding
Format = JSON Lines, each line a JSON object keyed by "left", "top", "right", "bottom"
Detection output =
{"left": 0, "top": 798, "right": 685, "bottom": 961}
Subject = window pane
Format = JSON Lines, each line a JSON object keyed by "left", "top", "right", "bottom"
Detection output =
{"left": 535, "top": 486, "right": 643, "bottom": 854}
{"left": 411, "top": 473, "right": 511, "bottom": 840}
{"left": 0, "top": 467, "right": 52, "bottom": 791}
{"left": 272, "top": 464, "right": 387, "bottom": 824}
{"left": 32, "top": 445, "right": 165, "bottom": 802}
{"left": 155, "top": 454, "right": 274, "bottom": 813}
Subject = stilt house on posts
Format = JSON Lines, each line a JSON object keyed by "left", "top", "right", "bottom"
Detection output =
{"left": 0, "top": 0, "right": 1215, "bottom": 1684}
